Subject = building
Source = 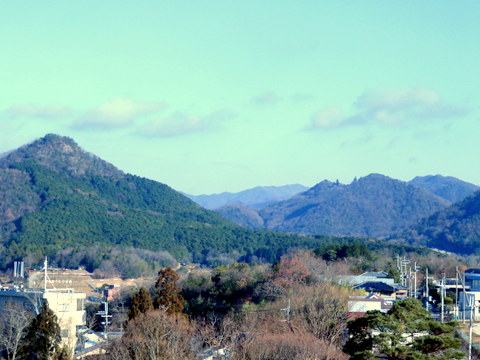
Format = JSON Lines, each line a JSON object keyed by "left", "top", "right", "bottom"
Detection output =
{"left": 338, "top": 271, "right": 395, "bottom": 286}
{"left": 347, "top": 293, "right": 393, "bottom": 319}
{"left": 353, "top": 281, "right": 407, "bottom": 299}
{"left": 28, "top": 267, "right": 96, "bottom": 296}
{"left": 0, "top": 287, "right": 86, "bottom": 350}
{"left": 458, "top": 268, "right": 480, "bottom": 320}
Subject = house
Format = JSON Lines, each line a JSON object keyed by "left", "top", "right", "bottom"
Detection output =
{"left": 347, "top": 293, "right": 393, "bottom": 319}
{"left": 353, "top": 281, "right": 407, "bottom": 299}
{"left": 338, "top": 271, "right": 395, "bottom": 286}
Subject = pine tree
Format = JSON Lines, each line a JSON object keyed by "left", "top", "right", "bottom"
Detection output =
{"left": 18, "top": 301, "right": 61, "bottom": 360}
{"left": 127, "top": 287, "right": 153, "bottom": 320}
{"left": 344, "top": 298, "right": 464, "bottom": 359}
{"left": 153, "top": 267, "right": 184, "bottom": 314}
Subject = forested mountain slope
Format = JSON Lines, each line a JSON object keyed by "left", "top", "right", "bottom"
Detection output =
{"left": 398, "top": 190, "right": 480, "bottom": 254}
{"left": 0, "top": 134, "right": 325, "bottom": 268}
{"left": 258, "top": 174, "right": 450, "bottom": 238}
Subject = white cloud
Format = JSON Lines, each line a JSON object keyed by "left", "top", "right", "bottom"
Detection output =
{"left": 307, "top": 107, "right": 345, "bottom": 129}
{"left": 307, "top": 87, "right": 468, "bottom": 130}
{"left": 74, "top": 97, "right": 165, "bottom": 130}
{"left": 352, "top": 87, "right": 467, "bottom": 125}
{"left": 139, "top": 109, "right": 234, "bottom": 137}
{"left": 4, "top": 104, "right": 71, "bottom": 119}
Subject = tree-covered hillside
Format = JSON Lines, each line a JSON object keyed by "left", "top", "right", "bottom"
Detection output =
{"left": 258, "top": 174, "right": 450, "bottom": 238}
{"left": 0, "top": 135, "right": 330, "bottom": 269}
{"left": 398, "top": 190, "right": 480, "bottom": 254}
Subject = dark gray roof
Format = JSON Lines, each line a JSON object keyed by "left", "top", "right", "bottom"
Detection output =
{"left": 353, "top": 281, "right": 406, "bottom": 292}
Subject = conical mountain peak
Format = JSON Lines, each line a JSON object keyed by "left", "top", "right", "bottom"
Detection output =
{"left": 0, "top": 134, "right": 123, "bottom": 178}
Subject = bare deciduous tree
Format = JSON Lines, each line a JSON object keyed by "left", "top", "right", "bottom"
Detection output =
{"left": 107, "top": 310, "right": 194, "bottom": 360}
{"left": 0, "top": 301, "right": 33, "bottom": 360}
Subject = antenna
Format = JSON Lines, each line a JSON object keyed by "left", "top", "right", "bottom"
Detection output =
{"left": 41, "top": 257, "right": 55, "bottom": 292}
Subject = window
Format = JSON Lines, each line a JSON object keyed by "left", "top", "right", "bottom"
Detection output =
{"left": 77, "top": 298, "right": 85, "bottom": 311}
{"left": 59, "top": 304, "right": 69, "bottom": 312}
{"left": 60, "top": 329, "right": 69, "bottom": 338}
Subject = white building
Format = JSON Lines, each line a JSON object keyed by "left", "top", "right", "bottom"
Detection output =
{"left": 0, "top": 287, "right": 86, "bottom": 350}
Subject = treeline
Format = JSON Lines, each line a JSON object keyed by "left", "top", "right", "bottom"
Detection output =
{"left": 94, "top": 252, "right": 356, "bottom": 359}
{"left": 0, "top": 160, "right": 339, "bottom": 270}
{"left": 90, "top": 249, "right": 466, "bottom": 359}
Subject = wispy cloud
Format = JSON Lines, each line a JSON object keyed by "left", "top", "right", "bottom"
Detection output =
{"left": 73, "top": 97, "right": 165, "bottom": 130}
{"left": 139, "top": 109, "right": 234, "bottom": 137}
{"left": 352, "top": 87, "right": 467, "bottom": 125}
{"left": 307, "top": 107, "right": 345, "bottom": 129}
{"left": 251, "top": 92, "right": 282, "bottom": 106}
{"left": 3, "top": 104, "right": 71, "bottom": 119}
{"left": 306, "top": 87, "right": 469, "bottom": 130}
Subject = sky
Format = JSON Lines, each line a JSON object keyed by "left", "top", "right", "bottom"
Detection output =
{"left": 1, "top": 1, "right": 479, "bottom": 195}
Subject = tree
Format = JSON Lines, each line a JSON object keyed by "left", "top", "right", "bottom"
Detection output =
{"left": 154, "top": 267, "right": 184, "bottom": 314}
{"left": 107, "top": 310, "right": 194, "bottom": 360}
{"left": 0, "top": 302, "right": 33, "bottom": 360}
{"left": 18, "top": 301, "right": 61, "bottom": 360}
{"left": 127, "top": 287, "right": 153, "bottom": 320}
{"left": 344, "top": 298, "right": 464, "bottom": 359}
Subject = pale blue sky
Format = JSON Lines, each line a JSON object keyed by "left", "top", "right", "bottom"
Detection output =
{"left": 1, "top": 1, "right": 479, "bottom": 194}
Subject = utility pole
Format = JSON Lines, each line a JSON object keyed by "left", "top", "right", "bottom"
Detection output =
{"left": 97, "top": 301, "right": 112, "bottom": 345}
{"left": 455, "top": 266, "right": 459, "bottom": 319}
{"left": 281, "top": 299, "right": 291, "bottom": 322}
{"left": 468, "top": 293, "right": 474, "bottom": 360}
{"left": 425, "top": 267, "right": 429, "bottom": 311}
{"left": 440, "top": 274, "right": 445, "bottom": 323}
{"left": 413, "top": 262, "right": 418, "bottom": 299}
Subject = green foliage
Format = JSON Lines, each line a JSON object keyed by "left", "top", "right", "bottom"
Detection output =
{"left": 314, "top": 242, "right": 373, "bottom": 262}
{"left": 154, "top": 267, "right": 184, "bottom": 314}
{"left": 400, "top": 189, "right": 480, "bottom": 254}
{"left": 18, "top": 301, "right": 61, "bottom": 360}
{"left": 128, "top": 287, "right": 153, "bottom": 320}
{"left": 344, "top": 298, "right": 464, "bottom": 359}
{"left": 0, "top": 158, "right": 333, "bottom": 271}
{"left": 182, "top": 262, "right": 268, "bottom": 317}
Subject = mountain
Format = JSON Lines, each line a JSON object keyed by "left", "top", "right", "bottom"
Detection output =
{"left": 258, "top": 174, "right": 451, "bottom": 238}
{"left": 398, "top": 190, "right": 480, "bottom": 254}
{"left": 0, "top": 134, "right": 327, "bottom": 269}
{"left": 215, "top": 204, "right": 264, "bottom": 230}
{"left": 186, "top": 184, "right": 308, "bottom": 210}
{"left": 409, "top": 175, "right": 479, "bottom": 203}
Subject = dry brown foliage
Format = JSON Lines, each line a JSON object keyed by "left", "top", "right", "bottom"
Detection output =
{"left": 233, "top": 331, "right": 348, "bottom": 360}
{"left": 107, "top": 310, "right": 194, "bottom": 360}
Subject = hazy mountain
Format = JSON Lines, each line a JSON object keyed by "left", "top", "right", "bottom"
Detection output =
{"left": 258, "top": 174, "right": 451, "bottom": 238}
{"left": 215, "top": 204, "right": 264, "bottom": 230}
{"left": 409, "top": 175, "right": 478, "bottom": 203}
{"left": 398, "top": 190, "right": 480, "bottom": 254}
{"left": 186, "top": 184, "right": 308, "bottom": 210}
{"left": 0, "top": 134, "right": 325, "bottom": 268}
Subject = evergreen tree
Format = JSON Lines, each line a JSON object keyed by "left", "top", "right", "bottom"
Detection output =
{"left": 153, "top": 267, "right": 184, "bottom": 314}
{"left": 127, "top": 287, "right": 153, "bottom": 320}
{"left": 18, "top": 301, "right": 61, "bottom": 360}
{"left": 344, "top": 298, "right": 464, "bottom": 359}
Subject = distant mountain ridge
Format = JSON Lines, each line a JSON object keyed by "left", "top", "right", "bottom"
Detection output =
{"left": 408, "top": 175, "right": 479, "bottom": 203}
{"left": 258, "top": 174, "right": 450, "bottom": 238}
{"left": 186, "top": 184, "right": 308, "bottom": 209}
{"left": 215, "top": 174, "right": 460, "bottom": 239}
